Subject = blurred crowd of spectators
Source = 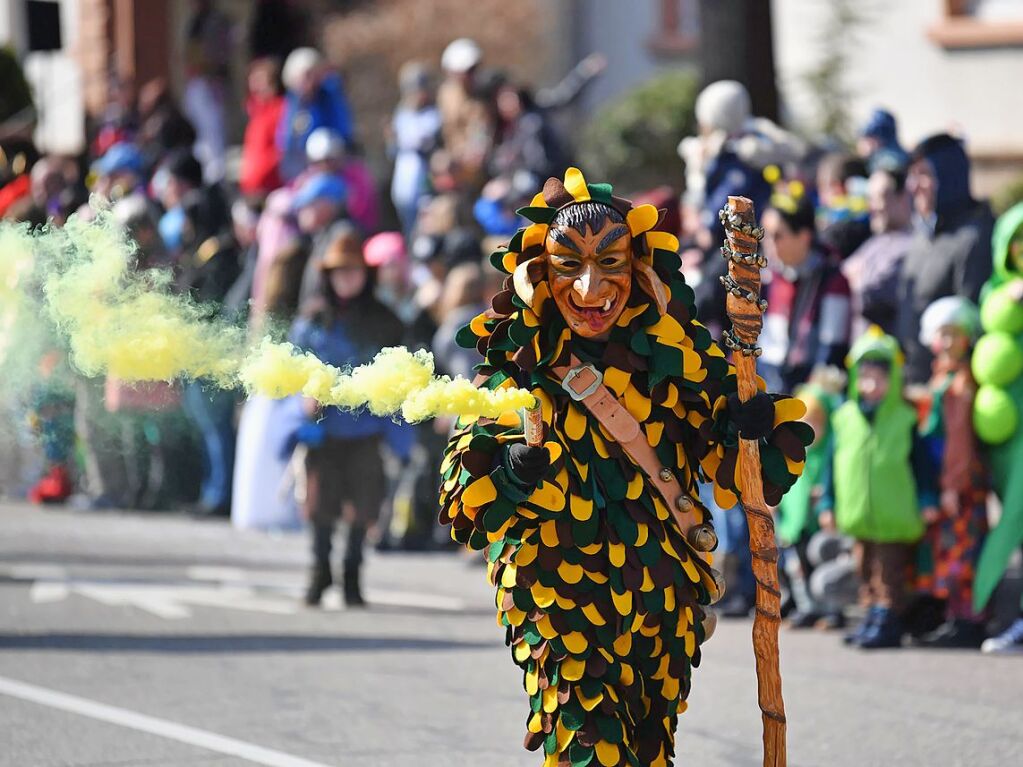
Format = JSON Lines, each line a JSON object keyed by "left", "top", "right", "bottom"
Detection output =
{"left": 1, "top": 12, "right": 1020, "bottom": 647}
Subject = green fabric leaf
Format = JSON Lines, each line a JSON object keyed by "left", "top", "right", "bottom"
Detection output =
{"left": 587, "top": 183, "right": 613, "bottom": 205}
{"left": 516, "top": 206, "right": 557, "bottom": 224}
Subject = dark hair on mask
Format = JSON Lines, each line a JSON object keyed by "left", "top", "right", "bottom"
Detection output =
{"left": 550, "top": 201, "right": 625, "bottom": 235}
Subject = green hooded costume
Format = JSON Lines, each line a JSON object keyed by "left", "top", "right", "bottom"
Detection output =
{"left": 776, "top": 381, "right": 841, "bottom": 546}
{"left": 971, "top": 202, "right": 1023, "bottom": 612}
{"left": 831, "top": 330, "right": 924, "bottom": 543}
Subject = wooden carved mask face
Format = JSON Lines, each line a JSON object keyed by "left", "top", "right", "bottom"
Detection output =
{"left": 545, "top": 204, "right": 632, "bottom": 340}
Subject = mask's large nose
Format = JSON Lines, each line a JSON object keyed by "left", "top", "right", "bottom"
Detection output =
{"left": 572, "top": 264, "right": 605, "bottom": 306}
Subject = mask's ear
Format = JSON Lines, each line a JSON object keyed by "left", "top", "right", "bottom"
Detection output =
{"left": 513, "top": 256, "right": 545, "bottom": 307}
{"left": 632, "top": 259, "right": 669, "bottom": 316}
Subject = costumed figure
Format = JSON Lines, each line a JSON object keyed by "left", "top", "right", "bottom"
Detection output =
{"left": 971, "top": 202, "right": 1023, "bottom": 653}
{"left": 438, "top": 168, "right": 812, "bottom": 766}
{"left": 914, "top": 297, "right": 988, "bottom": 647}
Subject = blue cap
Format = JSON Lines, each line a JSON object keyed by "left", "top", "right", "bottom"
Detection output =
{"left": 93, "top": 142, "right": 144, "bottom": 177}
{"left": 291, "top": 173, "right": 347, "bottom": 211}
{"left": 860, "top": 109, "right": 897, "bottom": 143}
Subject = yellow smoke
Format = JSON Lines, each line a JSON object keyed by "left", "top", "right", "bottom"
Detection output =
{"left": 1, "top": 205, "right": 534, "bottom": 421}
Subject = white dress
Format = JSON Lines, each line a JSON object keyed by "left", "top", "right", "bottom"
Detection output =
{"left": 230, "top": 396, "right": 303, "bottom": 531}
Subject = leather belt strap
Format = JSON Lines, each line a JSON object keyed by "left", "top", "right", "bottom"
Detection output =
{"left": 550, "top": 355, "right": 706, "bottom": 557}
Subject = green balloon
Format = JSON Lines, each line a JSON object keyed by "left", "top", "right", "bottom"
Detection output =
{"left": 980, "top": 287, "right": 1023, "bottom": 335}
{"left": 973, "top": 385, "right": 1019, "bottom": 445}
{"left": 972, "top": 332, "right": 1023, "bottom": 387}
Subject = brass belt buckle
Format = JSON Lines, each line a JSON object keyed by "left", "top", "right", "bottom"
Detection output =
{"left": 561, "top": 363, "right": 603, "bottom": 401}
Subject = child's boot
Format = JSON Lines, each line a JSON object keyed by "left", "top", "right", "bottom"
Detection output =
{"left": 844, "top": 605, "right": 879, "bottom": 646}
{"left": 304, "top": 561, "right": 332, "bottom": 606}
{"left": 859, "top": 607, "right": 903, "bottom": 649}
{"left": 343, "top": 564, "right": 366, "bottom": 607}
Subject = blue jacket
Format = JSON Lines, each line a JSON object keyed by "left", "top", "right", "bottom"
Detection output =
{"left": 288, "top": 298, "right": 414, "bottom": 460}
{"left": 278, "top": 74, "right": 355, "bottom": 181}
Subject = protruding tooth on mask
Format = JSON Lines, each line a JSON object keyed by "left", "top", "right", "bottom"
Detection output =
{"left": 603, "top": 298, "right": 611, "bottom": 311}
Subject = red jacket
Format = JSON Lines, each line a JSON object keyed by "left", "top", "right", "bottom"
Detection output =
{"left": 240, "top": 95, "right": 285, "bottom": 197}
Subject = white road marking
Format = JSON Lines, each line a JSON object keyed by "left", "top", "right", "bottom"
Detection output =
{"left": 0, "top": 674, "right": 335, "bottom": 767}
{"left": 27, "top": 579, "right": 299, "bottom": 619}
{"left": 8, "top": 563, "right": 468, "bottom": 616}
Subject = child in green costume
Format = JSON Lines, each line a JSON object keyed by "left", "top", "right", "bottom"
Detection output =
{"left": 915, "top": 296, "right": 988, "bottom": 648}
{"left": 823, "top": 329, "right": 936, "bottom": 649}
{"left": 972, "top": 202, "right": 1023, "bottom": 653}
{"left": 777, "top": 367, "right": 844, "bottom": 628}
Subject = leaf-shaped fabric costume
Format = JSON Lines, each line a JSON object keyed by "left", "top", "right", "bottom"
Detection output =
{"left": 438, "top": 170, "right": 812, "bottom": 767}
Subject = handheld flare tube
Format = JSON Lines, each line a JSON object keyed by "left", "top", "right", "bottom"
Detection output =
{"left": 523, "top": 400, "right": 545, "bottom": 447}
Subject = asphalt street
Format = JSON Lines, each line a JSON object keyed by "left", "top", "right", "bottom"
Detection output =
{"left": 0, "top": 502, "right": 1019, "bottom": 767}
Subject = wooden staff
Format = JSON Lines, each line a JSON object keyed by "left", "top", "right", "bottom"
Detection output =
{"left": 719, "top": 196, "right": 786, "bottom": 767}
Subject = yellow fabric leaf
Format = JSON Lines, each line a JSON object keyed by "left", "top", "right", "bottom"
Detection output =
{"left": 603, "top": 366, "right": 630, "bottom": 396}
{"left": 563, "top": 631, "right": 587, "bottom": 654}
{"left": 581, "top": 602, "right": 606, "bottom": 626}
{"left": 561, "top": 657, "right": 585, "bottom": 681}
{"left": 609, "top": 542, "right": 626, "bottom": 567}
{"left": 626, "top": 203, "right": 658, "bottom": 236}
{"left": 774, "top": 396, "right": 808, "bottom": 426}
{"left": 624, "top": 384, "right": 652, "bottom": 422}
{"left": 613, "top": 632, "right": 632, "bottom": 656}
{"left": 565, "top": 404, "right": 587, "bottom": 441}
{"left": 645, "top": 421, "right": 664, "bottom": 447}
{"left": 528, "top": 711, "right": 543, "bottom": 733}
{"left": 529, "top": 481, "right": 567, "bottom": 511}
{"left": 578, "top": 689, "right": 604, "bottom": 711}
{"left": 570, "top": 494, "right": 593, "bottom": 521}
{"left": 500, "top": 564, "right": 517, "bottom": 589}
{"left": 537, "top": 614, "right": 558, "bottom": 639}
{"left": 532, "top": 582, "right": 556, "bottom": 608}
{"left": 564, "top": 167, "right": 590, "bottom": 201}
{"left": 596, "top": 741, "right": 620, "bottom": 767}
{"left": 625, "top": 473, "right": 644, "bottom": 500}
{"left": 542, "top": 684, "right": 558, "bottom": 713}
{"left": 645, "top": 230, "right": 679, "bottom": 253}
{"left": 540, "top": 520, "right": 560, "bottom": 548}
{"left": 516, "top": 542, "right": 538, "bottom": 566}
{"left": 611, "top": 588, "right": 632, "bottom": 616}
{"left": 558, "top": 561, "right": 584, "bottom": 584}
{"left": 462, "top": 478, "right": 497, "bottom": 507}
{"left": 523, "top": 223, "right": 548, "bottom": 251}
{"left": 525, "top": 667, "right": 539, "bottom": 695}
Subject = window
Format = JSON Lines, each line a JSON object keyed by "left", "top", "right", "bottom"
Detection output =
{"left": 928, "top": 0, "right": 1023, "bottom": 48}
{"left": 648, "top": 0, "right": 700, "bottom": 55}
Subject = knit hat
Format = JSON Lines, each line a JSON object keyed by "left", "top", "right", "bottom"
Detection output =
{"left": 695, "top": 80, "right": 750, "bottom": 135}
{"left": 919, "top": 295, "right": 980, "bottom": 345}
{"left": 860, "top": 109, "right": 897, "bottom": 143}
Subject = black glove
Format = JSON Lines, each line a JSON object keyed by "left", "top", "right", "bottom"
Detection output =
{"left": 506, "top": 443, "right": 551, "bottom": 486}
{"left": 727, "top": 391, "right": 775, "bottom": 441}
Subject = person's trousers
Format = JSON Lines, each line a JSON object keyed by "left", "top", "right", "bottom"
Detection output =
{"left": 182, "top": 381, "right": 236, "bottom": 510}
{"left": 312, "top": 522, "right": 367, "bottom": 570}
{"left": 855, "top": 540, "right": 912, "bottom": 612}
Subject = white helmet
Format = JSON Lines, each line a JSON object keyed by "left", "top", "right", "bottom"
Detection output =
{"left": 441, "top": 38, "right": 482, "bottom": 73}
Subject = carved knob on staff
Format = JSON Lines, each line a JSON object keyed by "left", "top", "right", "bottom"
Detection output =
{"left": 719, "top": 198, "right": 767, "bottom": 359}
{"left": 523, "top": 400, "right": 545, "bottom": 448}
